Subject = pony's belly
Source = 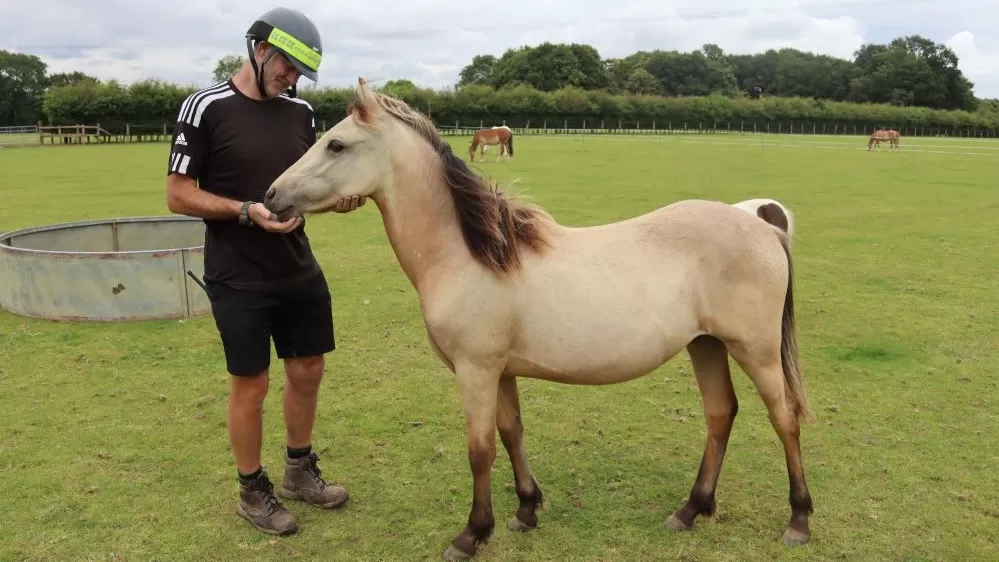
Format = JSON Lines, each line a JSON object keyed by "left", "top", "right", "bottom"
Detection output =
{"left": 505, "top": 333, "right": 692, "bottom": 384}
{"left": 505, "top": 304, "right": 699, "bottom": 384}
{"left": 504, "top": 259, "right": 703, "bottom": 384}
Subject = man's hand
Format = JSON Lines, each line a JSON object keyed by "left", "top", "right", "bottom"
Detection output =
{"left": 332, "top": 195, "right": 367, "bottom": 213}
{"left": 249, "top": 202, "right": 302, "bottom": 233}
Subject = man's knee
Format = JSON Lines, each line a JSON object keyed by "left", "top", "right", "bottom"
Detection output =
{"left": 231, "top": 370, "right": 271, "bottom": 404}
{"left": 285, "top": 356, "right": 324, "bottom": 387}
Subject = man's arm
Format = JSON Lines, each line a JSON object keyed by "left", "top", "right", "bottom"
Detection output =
{"left": 167, "top": 171, "right": 303, "bottom": 231}
{"left": 164, "top": 108, "right": 302, "bottom": 231}
{"left": 166, "top": 173, "right": 241, "bottom": 219}
{"left": 163, "top": 108, "right": 242, "bottom": 219}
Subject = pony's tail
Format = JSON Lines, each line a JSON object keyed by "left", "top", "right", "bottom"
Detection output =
{"left": 507, "top": 132, "right": 514, "bottom": 157}
{"left": 731, "top": 199, "right": 794, "bottom": 242}
{"left": 756, "top": 201, "right": 792, "bottom": 240}
{"left": 776, "top": 232, "right": 813, "bottom": 423}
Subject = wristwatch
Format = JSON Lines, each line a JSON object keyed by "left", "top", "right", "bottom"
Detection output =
{"left": 239, "top": 201, "right": 255, "bottom": 226}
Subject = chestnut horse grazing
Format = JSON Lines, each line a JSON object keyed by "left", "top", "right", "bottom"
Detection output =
{"left": 264, "top": 78, "right": 815, "bottom": 561}
{"left": 868, "top": 128, "right": 900, "bottom": 150}
{"left": 469, "top": 125, "right": 513, "bottom": 162}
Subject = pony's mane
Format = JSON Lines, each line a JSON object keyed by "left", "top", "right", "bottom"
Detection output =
{"left": 350, "top": 86, "right": 553, "bottom": 277}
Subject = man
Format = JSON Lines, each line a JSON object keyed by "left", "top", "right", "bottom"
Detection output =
{"left": 165, "top": 7, "right": 364, "bottom": 536}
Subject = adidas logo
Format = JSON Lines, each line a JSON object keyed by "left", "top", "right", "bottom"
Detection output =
{"left": 175, "top": 133, "right": 187, "bottom": 146}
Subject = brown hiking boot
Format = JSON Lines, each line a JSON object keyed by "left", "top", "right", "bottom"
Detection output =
{"left": 278, "top": 452, "right": 350, "bottom": 509}
{"left": 236, "top": 470, "right": 299, "bottom": 535}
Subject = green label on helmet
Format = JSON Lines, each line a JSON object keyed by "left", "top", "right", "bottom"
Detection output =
{"left": 267, "top": 27, "right": 321, "bottom": 71}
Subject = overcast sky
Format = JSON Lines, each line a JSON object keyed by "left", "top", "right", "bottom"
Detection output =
{"left": 2, "top": 0, "right": 997, "bottom": 99}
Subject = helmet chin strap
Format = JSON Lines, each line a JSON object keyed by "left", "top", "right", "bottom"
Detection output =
{"left": 245, "top": 39, "right": 280, "bottom": 98}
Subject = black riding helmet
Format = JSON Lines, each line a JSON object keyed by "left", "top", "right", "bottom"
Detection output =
{"left": 244, "top": 7, "right": 323, "bottom": 98}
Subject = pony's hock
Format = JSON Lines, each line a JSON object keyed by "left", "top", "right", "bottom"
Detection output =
{"left": 0, "top": 216, "right": 210, "bottom": 321}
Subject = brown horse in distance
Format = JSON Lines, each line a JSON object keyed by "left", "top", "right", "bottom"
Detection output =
{"left": 469, "top": 125, "right": 514, "bottom": 162}
{"left": 868, "top": 128, "right": 900, "bottom": 150}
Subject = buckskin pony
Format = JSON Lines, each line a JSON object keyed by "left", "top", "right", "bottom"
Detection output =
{"left": 263, "top": 78, "right": 815, "bottom": 561}
{"left": 468, "top": 125, "right": 513, "bottom": 162}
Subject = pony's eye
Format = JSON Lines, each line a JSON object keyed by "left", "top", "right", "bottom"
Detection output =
{"left": 327, "top": 140, "right": 345, "bottom": 154}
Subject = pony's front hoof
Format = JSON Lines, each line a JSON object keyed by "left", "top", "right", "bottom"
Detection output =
{"left": 782, "top": 527, "right": 810, "bottom": 546}
{"left": 506, "top": 516, "right": 536, "bottom": 532}
{"left": 664, "top": 513, "right": 693, "bottom": 531}
{"left": 442, "top": 545, "right": 474, "bottom": 562}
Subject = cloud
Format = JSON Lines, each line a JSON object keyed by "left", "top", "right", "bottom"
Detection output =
{"left": 1, "top": 0, "right": 997, "bottom": 98}
{"left": 946, "top": 32, "right": 999, "bottom": 101}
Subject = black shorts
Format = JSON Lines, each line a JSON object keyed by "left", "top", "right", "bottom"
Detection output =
{"left": 205, "top": 273, "right": 335, "bottom": 376}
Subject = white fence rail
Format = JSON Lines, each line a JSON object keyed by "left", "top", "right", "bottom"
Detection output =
{"left": 0, "top": 125, "right": 39, "bottom": 147}
{"left": 3, "top": 120, "right": 998, "bottom": 149}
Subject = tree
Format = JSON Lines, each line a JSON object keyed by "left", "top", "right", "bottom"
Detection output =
{"left": 47, "top": 71, "right": 100, "bottom": 88}
{"left": 848, "top": 35, "right": 976, "bottom": 110}
{"left": 487, "top": 42, "right": 613, "bottom": 92}
{"left": 606, "top": 51, "right": 655, "bottom": 92}
{"left": 212, "top": 55, "right": 244, "bottom": 83}
{"left": 458, "top": 54, "right": 497, "bottom": 87}
{"left": 642, "top": 49, "right": 738, "bottom": 97}
{"left": 0, "top": 50, "right": 49, "bottom": 125}
{"left": 624, "top": 68, "right": 660, "bottom": 95}
{"left": 379, "top": 79, "right": 419, "bottom": 98}
{"left": 770, "top": 49, "right": 857, "bottom": 101}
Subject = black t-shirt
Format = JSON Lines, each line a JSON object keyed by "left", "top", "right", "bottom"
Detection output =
{"left": 166, "top": 79, "right": 320, "bottom": 291}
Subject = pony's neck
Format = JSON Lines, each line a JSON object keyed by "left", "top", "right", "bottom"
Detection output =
{"left": 372, "top": 153, "right": 466, "bottom": 294}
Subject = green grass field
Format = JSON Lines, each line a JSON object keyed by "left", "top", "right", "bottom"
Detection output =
{"left": 1, "top": 133, "right": 997, "bottom": 562}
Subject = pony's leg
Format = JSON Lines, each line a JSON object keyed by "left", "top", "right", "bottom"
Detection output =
{"left": 666, "top": 335, "right": 737, "bottom": 531}
{"left": 496, "top": 375, "right": 544, "bottom": 532}
{"left": 443, "top": 362, "right": 502, "bottom": 562}
{"left": 728, "top": 343, "right": 813, "bottom": 546}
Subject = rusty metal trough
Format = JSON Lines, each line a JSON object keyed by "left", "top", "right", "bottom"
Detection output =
{"left": 0, "top": 216, "right": 211, "bottom": 321}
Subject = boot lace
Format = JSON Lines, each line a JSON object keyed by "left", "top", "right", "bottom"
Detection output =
{"left": 300, "top": 453, "right": 327, "bottom": 490}
{"left": 247, "top": 474, "right": 283, "bottom": 514}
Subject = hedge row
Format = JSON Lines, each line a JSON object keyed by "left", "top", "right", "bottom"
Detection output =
{"left": 41, "top": 80, "right": 999, "bottom": 134}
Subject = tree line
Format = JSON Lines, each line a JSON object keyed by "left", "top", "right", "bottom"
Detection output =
{"left": 457, "top": 35, "right": 986, "bottom": 112}
{"left": 33, "top": 78, "right": 999, "bottom": 135}
{"left": 2, "top": 36, "right": 999, "bottom": 134}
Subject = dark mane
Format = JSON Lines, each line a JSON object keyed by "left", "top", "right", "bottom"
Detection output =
{"left": 351, "top": 89, "right": 553, "bottom": 277}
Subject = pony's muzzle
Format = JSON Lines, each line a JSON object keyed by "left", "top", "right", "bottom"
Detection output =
{"left": 262, "top": 187, "right": 298, "bottom": 221}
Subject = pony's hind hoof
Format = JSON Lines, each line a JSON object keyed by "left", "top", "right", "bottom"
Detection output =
{"left": 442, "top": 545, "right": 474, "bottom": 562}
{"left": 506, "top": 516, "right": 535, "bottom": 532}
{"left": 664, "top": 513, "right": 693, "bottom": 531}
{"left": 782, "top": 527, "right": 810, "bottom": 546}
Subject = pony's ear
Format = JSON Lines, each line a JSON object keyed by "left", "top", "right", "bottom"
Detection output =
{"left": 353, "top": 77, "right": 380, "bottom": 124}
